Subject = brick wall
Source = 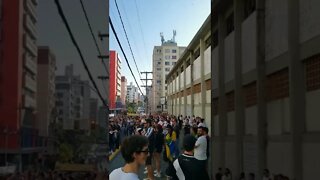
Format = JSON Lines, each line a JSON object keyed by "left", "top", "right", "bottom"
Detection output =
{"left": 193, "top": 83, "right": 201, "bottom": 93}
{"left": 226, "top": 91, "right": 235, "bottom": 112}
{"left": 305, "top": 54, "right": 320, "bottom": 91}
{"left": 205, "top": 79, "right": 211, "bottom": 90}
{"left": 186, "top": 87, "right": 192, "bottom": 96}
{"left": 266, "top": 68, "right": 289, "bottom": 102}
{"left": 244, "top": 82, "right": 257, "bottom": 107}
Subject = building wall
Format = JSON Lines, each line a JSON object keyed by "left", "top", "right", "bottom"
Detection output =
{"left": 210, "top": 0, "right": 320, "bottom": 179}
{"left": 166, "top": 15, "right": 211, "bottom": 131}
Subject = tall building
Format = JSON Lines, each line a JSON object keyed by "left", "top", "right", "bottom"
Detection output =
{"left": 151, "top": 31, "right": 186, "bottom": 113}
{"left": 109, "top": 50, "right": 121, "bottom": 109}
{"left": 0, "top": 0, "right": 39, "bottom": 169}
{"left": 55, "top": 65, "right": 91, "bottom": 131}
{"left": 120, "top": 76, "right": 127, "bottom": 106}
{"left": 89, "top": 98, "right": 98, "bottom": 124}
{"left": 37, "top": 46, "right": 56, "bottom": 137}
{"left": 126, "top": 82, "right": 140, "bottom": 103}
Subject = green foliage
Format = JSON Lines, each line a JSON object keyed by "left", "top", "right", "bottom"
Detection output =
{"left": 59, "top": 143, "right": 74, "bottom": 163}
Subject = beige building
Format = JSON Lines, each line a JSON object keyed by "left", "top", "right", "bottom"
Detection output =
{"left": 120, "top": 76, "right": 127, "bottom": 106}
{"left": 151, "top": 33, "right": 186, "bottom": 113}
{"left": 208, "top": 0, "right": 320, "bottom": 179}
{"left": 166, "top": 15, "right": 211, "bottom": 127}
{"left": 37, "top": 46, "right": 56, "bottom": 137}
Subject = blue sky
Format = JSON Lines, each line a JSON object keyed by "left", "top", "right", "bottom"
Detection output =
{"left": 109, "top": 0, "right": 210, "bottom": 94}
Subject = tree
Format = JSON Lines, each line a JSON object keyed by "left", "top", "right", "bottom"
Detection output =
{"left": 59, "top": 143, "right": 73, "bottom": 163}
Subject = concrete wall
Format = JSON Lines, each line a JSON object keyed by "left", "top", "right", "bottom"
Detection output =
{"left": 186, "top": 66, "right": 191, "bottom": 85}
{"left": 267, "top": 143, "right": 292, "bottom": 176}
{"left": 306, "top": 89, "right": 320, "bottom": 131}
{"left": 227, "top": 111, "right": 235, "bottom": 135}
{"left": 299, "top": 0, "right": 320, "bottom": 43}
{"left": 267, "top": 98, "right": 291, "bottom": 135}
{"left": 265, "top": 0, "right": 288, "bottom": 61}
{"left": 193, "top": 57, "right": 201, "bottom": 81}
{"left": 303, "top": 143, "right": 320, "bottom": 179}
{"left": 241, "top": 12, "right": 257, "bottom": 74}
{"left": 245, "top": 106, "right": 258, "bottom": 135}
{"left": 204, "top": 47, "right": 211, "bottom": 76}
{"left": 212, "top": 47, "right": 219, "bottom": 90}
{"left": 224, "top": 32, "right": 235, "bottom": 83}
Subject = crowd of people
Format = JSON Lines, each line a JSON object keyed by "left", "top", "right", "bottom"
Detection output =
{"left": 109, "top": 114, "right": 293, "bottom": 180}
{"left": 109, "top": 114, "right": 211, "bottom": 180}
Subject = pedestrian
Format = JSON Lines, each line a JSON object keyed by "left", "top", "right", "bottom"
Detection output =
{"left": 216, "top": 167, "right": 223, "bottom": 180}
{"left": 194, "top": 126, "right": 208, "bottom": 167}
{"left": 109, "top": 135, "right": 149, "bottom": 180}
{"left": 239, "top": 172, "right": 245, "bottom": 180}
{"left": 222, "top": 168, "right": 232, "bottom": 180}
{"left": 166, "top": 134, "right": 210, "bottom": 180}
{"left": 153, "top": 124, "right": 164, "bottom": 178}
{"left": 248, "top": 173, "right": 255, "bottom": 180}
{"left": 262, "top": 169, "right": 272, "bottom": 180}
{"left": 164, "top": 125, "right": 177, "bottom": 178}
{"left": 143, "top": 119, "right": 155, "bottom": 180}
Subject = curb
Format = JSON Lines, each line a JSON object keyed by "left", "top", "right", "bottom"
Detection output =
{"left": 108, "top": 147, "right": 120, "bottom": 161}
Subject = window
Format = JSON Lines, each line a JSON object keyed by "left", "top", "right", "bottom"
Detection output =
{"left": 158, "top": 62, "right": 161, "bottom": 65}
{"left": 165, "top": 49, "right": 170, "bottom": 53}
{"left": 172, "top": 49, "right": 177, "bottom": 53}
{"left": 157, "top": 68, "right": 161, "bottom": 71}
{"left": 172, "top": 62, "right": 176, "bottom": 66}
{"left": 165, "top": 68, "right": 170, "bottom": 72}
{"left": 165, "top": 62, "right": 170, "bottom": 65}
{"left": 157, "top": 80, "right": 161, "bottom": 84}
{"left": 165, "top": 55, "right": 170, "bottom": 60}
{"left": 172, "top": 55, "right": 177, "bottom": 59}
{"left": 226, "top": 13, "right": 234, "bottom": 35}
{"left": 244, "top": 0, "right": 256, "bottom": 19}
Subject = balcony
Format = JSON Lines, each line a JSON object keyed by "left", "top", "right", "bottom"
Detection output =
{"left": 24, "top": 75, "right": 37, "bottom": 92}
{"left": 24, "top": 53, "right": 37, "bottom": 74}
{"left": 24, "top": 0, "right": 37, "bottom": 22}
{"left": 24, "top": 94, "right": 36, "bottom": 108}
{"left": 23, "top": 34, "right": 37, "bottom": 57}
{"left": 23, "top": 14, "right": 37, "bottom": 40}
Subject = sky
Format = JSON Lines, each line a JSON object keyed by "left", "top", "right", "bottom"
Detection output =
{"left": 109, "top": 0, "right": 211, "bottom": 95}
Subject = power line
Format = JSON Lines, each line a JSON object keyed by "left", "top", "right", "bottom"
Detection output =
{"left": 109, "top": 17, "right": 144, "bottom": 96}
{"left": 114, "top": 0, "right": 143, "bottom": 84}
{"left": 79, "top": 0, "right": 109, "bottom": 76}
{"left": 133, "top": 0, "right": 149, "bottom": 61}
{"left": 54, "top": 0, "right": 107, "bottom": 107}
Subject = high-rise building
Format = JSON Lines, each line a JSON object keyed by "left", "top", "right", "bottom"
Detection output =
{"left": 151, "top": 32, "right": 186, "bottom": 112}
{"left": 0, "top": 0, "right": 39, "bottom": 169}
{"left": 126, "top": 82, "right": 140, "bottom": 103}
{"left": 55, "top": 65, "right": 91, "bottom": 131}
{"left": 109, "top": 50, "right": 121, "bottom": 109}
{"left": 37, "top": 46, "right": 56, "bottom": 137}
{"left": 120, "top": 76, "right": 127, "bottom": 106}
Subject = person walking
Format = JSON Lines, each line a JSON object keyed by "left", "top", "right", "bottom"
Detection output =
{"left": 109, "top": 135, "right": 149, "bottom": 180}
{"left": 153, "top": 124, "right": 164, "bottom": 178}
{"left": 166, "top": 134, "right": 209, "bottom": 180}
{"left": 194, "top": 126, "right": 208, "bottom": 167}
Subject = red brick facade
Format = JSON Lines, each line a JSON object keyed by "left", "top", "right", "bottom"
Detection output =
{"left": 244, "top": 82, "right": 257, "bottom": 107}
{"left": 226, "top": 91, "right": 235, "bottom": 112}
{"left": 306, "top": 54, "right": 320, "bottom": 91}
{"left": 266, "top": 68, "right": 289, "bottom": 102}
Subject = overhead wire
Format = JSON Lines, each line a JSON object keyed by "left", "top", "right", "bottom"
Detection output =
{"left": 114, "top": 0, "right": 143, "bottom": 85}
{"left": 109, "top": 17, "right": 144, "bottom": 96}
{"left": 54, "top": 0, "right": 108, "bottom": 107}
{"left": 79, "top": 0, "right": 109, "bottom": 76}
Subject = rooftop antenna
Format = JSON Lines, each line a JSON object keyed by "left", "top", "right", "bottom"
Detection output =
{"left": 172, "top": 30, "right": 176, "bottom": 43}
{"left": 160, "top": 32, "right": 165, "bottom": 44}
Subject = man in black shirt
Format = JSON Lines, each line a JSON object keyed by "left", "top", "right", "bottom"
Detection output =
{"left": 166, "top": 135, "right": 210, "bottom": 180}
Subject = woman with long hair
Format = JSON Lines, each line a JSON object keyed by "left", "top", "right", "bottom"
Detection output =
{"left": 153, "top": 124, "right": 164, "bottom": 178}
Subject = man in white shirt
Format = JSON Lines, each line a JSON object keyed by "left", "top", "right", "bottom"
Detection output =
{"left": 194, "top": 126, "right": 207, "bottom": 167}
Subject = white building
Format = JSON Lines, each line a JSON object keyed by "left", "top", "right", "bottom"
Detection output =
{"left": 55, "top": 64, "right": 91, "bottom": 130}
{"left": 126, "top": 82, "right": 140, "bottom": 103}
{"left": 151, "top": 32, "right": 186, "bottom": 113}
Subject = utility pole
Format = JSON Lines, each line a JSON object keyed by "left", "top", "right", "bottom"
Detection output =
{"left": 140, "top": 71, "right": 153, "bottom": 115}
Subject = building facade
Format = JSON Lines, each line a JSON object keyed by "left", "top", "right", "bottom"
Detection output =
{"left": 209, "top": 0, "right": 320, "bottom": 179}
{"left": 55, "top": 65, "right": 91, "bottom": 131}
{"left": 0, "top": 0, "right": 40, "bottom": 169}
{"left": 109, "top": 50, "right": 121, "bottom": 109}
{"left": 120, "top": 76, "right": 127, "bottom": 107}
{"left": 151, "top": 34, "right": 186, "bottom": 113}
{"left": 166, "top": 16, "right": 211, "bottom": 128}
{"left": 37, "top": 46, "right": 56, "bottom": 137}
{"left": 126, "top": 82, "right": 140, "bottom": 103}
